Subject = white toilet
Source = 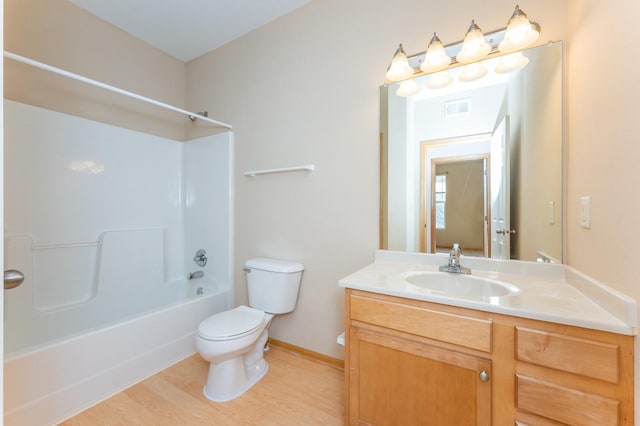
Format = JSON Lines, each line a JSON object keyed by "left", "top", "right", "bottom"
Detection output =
{"left": 195, "top": 257, "right": 304, "bottom": 402}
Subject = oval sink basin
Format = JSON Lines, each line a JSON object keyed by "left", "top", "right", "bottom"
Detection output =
{"left": 404, "top": 271, "right": 519, "bottom": 301}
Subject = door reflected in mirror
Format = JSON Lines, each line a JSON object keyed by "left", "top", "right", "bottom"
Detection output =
{"left": 380, "top": 42, "right": 563, "bottom": 262}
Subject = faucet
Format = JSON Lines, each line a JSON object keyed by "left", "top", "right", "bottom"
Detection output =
{"left": 188, "top": 270, "right": 204, "bottom": 280}
{"left": 439, "top": 243, "right": 471, "bottom": 274}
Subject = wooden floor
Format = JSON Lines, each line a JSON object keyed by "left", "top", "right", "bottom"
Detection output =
{"left": 61, "top": 346, "right": 345, "bottom": 425}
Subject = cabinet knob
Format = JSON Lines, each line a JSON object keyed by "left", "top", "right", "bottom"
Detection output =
{"left": 479, "top": 370, "right": 490, "bottom": 382}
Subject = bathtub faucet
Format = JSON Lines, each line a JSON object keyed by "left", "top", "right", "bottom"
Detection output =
{"left": 188, "top": 270, "right": 204, "bottom": 280}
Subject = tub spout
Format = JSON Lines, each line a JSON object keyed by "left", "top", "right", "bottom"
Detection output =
{"left": 188, "top": 270, "right": 204, "bottom": 280}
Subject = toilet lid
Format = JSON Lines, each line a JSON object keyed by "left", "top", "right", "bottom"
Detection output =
{"left": 198, "top": 305, "right": 265, "bottom": 341}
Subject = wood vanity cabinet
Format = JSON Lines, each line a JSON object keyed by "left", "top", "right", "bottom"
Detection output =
{"left": 344, "top": 289, "right": 634, "bottom": 426}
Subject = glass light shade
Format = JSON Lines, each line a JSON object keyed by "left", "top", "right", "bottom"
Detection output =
{"left": 396, "top": 78, "right": 420, "bottom": 97}
{"left": 459, "top": 62, "right": 488, "bottom": 82}
{"left": 420, "top": 33, "right": 451, "bottom": 73}
{"left": 426, "top": 71, "right": 453, "bottom": 89}
{"left": 495, "top": 52, "right": 530, "bottom": 73}
{"left": 456, "top": 20, "right": 491, "bottom": 64}
{"left": 498, "top": 6, "right": 540, "bottom": 53}
{"left": 386, "top": 44, "right": 414, "bottom": 81}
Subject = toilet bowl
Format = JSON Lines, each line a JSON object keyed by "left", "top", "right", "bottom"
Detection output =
{"left": 196, "top": 306, "right": 274, "bottom": 402}
{"left": 195, "top": 257, "right": 303, "bottom": 402}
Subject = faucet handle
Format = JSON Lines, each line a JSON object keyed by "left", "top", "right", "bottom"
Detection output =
{"left": 193, "top": 249, "right": 208, "bottom": 267}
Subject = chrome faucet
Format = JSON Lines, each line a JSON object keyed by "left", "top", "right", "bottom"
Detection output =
{"left": 188, "top": 270, "right": 204, "bottom": 280}
{"left": 439, "top": 243, "right": 471, "bottom": 274}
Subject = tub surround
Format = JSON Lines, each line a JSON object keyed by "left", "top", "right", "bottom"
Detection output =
{"left": 3, "top": 101, "right": 234, "bottom": 426}
{"left": 339, "top": 250, "right": 637, "bottom": 335}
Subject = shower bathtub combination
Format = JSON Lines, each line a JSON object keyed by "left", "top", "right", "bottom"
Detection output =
{"left": 3, "top": 56, "right": 234, "bottom": 426}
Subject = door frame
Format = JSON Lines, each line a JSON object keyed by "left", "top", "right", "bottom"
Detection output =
{"left": 419, "top": 134, "right": 492, "bottom": 254}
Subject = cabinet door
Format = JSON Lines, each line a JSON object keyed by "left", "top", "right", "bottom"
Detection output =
{"left": 349, "top": 326, "right": 492, "bottom": 426}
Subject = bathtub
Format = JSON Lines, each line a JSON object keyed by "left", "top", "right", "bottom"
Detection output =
{"left": 4, "top": 279, "right": 230, "bottom": 426}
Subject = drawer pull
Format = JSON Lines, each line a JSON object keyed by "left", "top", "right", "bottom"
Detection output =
{"left": 479, "top": 370, "right": 490, "bottom": 382}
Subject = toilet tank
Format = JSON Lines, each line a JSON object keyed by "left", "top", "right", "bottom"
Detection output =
{"left": 245, "top": 257, "right": 304, "bottom": 314}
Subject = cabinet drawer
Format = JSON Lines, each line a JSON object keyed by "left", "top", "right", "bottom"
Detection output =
{"left": 350, "top": 293, "right": 492, "bottom": 352}
{"left": 516, "top": 327, "right": 619, "bottom": 383}
{"left": 516, "top": 374, "right": 619, "bottom": 425}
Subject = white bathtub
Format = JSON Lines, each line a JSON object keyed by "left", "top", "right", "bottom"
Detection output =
{"left": 4, "top": 279, "right": 230, "bottom": 426}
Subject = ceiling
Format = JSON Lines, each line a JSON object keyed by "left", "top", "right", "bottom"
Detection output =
{"left": 68, "top": 0, "right": 312, "bottom": 62}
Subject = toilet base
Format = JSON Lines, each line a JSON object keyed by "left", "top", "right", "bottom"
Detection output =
{"left": 202, "top": 329, "right": 270, "bottom": 402}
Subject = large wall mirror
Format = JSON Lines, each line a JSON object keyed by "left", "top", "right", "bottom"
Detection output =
{"left": 380, "top": 41, "right": 563, "bottom": 262}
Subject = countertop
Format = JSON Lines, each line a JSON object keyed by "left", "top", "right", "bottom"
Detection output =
{"left": 339, "top": 250, "right": 637, "bottom": 335}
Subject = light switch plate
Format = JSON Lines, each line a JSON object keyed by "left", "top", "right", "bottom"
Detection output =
{"left": 548, "top": 201, "right": 555, "bottom": 224}
{"left": 580, "top": 196, "right": 591, "bottom": 229}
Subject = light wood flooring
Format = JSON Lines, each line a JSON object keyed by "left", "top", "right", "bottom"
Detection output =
{"left": 61, "top": 346, "right": 345, "bottom": 425}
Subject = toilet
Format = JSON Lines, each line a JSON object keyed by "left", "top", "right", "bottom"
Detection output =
{"left": 195, "top": 257, "right": 304, "bottom": 402}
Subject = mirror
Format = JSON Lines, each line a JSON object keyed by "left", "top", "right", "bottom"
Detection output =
{"left": 380, "top": 42, "right": 562, "bottom": 262}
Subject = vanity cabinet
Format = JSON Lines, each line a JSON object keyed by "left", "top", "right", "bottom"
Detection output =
{"left": 514, "top": 325, "right": 634, "bottom": 425}
{"left": 344, "top": 289, "right": 634, "bottom": 425}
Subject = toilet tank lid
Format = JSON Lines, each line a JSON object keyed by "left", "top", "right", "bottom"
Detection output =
{"left": 245, "top": 257, "right": 304, "bottom": 273}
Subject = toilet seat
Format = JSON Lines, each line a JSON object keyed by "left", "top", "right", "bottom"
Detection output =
{"left": 198, "top": 305, "right": 265, "bottom": 341}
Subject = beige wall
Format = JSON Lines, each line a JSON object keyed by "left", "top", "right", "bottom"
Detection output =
{"left": 4, "top": 0, "right": 187, "bottom": 139}
{"left": 567, "top": 0, "right": 640, "bottom": 416}
{"left": 186, "top": 0, "right": 569, "bottom": 359}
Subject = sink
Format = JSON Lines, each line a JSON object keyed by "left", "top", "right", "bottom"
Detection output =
{"left": 403, "top": 271, "right": 519, "bottom": 301}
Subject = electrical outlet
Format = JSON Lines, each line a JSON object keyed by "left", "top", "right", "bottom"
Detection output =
{"left": 580, "top": 196, "right": 591, "bottom": 229}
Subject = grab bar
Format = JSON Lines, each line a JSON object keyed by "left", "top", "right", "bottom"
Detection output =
{"left": 32, "top": 241, "right": 101, "bottom": 250}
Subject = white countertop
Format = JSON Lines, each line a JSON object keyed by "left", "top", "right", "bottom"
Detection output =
{"left": 339, "top": 250, "right": 637, "bottom": 335}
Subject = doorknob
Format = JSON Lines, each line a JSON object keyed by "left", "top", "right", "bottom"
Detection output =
{"left": 4, "top": 269, "right": 25, "bottom": 290}
{"left": 496, "top": 229, "right": 516, "bottom": 235}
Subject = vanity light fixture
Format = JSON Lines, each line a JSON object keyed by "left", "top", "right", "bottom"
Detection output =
{"left": 498, "top": 5, "right": 540, "bottom": 53}
{"left": 458, "top": 62, "right": 488, "bottom": 82}
{"left": 385, "top": 43, "right": 414, "bottom": 82}
{"left": 385, "top": 5, "right": 541, "bottom": 97}
{"left": 396, "top": 78, "right": 421, "bottom": 96}
{"left": 456, "top": 20, "right": 491, "bottom": 64}
{"left": 420, "top": 33, "right": 452, "bottom": 73}
{"left": 495, "top": 51, "right": 529, "bottom": 73}
{"left": 426, "top": 71, "right": 453, "bottom": 89}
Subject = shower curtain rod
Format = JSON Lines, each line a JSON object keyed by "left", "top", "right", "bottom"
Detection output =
{"left": 3, "top": 51, "right": 232, "bottom": 130}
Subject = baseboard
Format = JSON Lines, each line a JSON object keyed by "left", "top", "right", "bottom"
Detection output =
{"left": 267, "top": 338, "right": 344, "bottom": 370}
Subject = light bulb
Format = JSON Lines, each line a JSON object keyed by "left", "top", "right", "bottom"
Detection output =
{"left": 396, "top": 78, "right": 420, "bottom": 97}
{"left": 495, "top": 52, "right": 529, "bottom": 73}
{"left": 459, "top": 62, "right": 488, "bottom": 82}
{"left": 386, "top": 44, "right": 414, "bottom": 81}
{"left": 498, "top": 6, "right": 540, "bottom": 53}
{"left": 427, "top": 71, "right": 453, "bottom": 89}
{"left": 456, "top": 20, "right": 491, "bottom": 64}
{"left": 420, "top": 33, "right": 451, "bottom": 73}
